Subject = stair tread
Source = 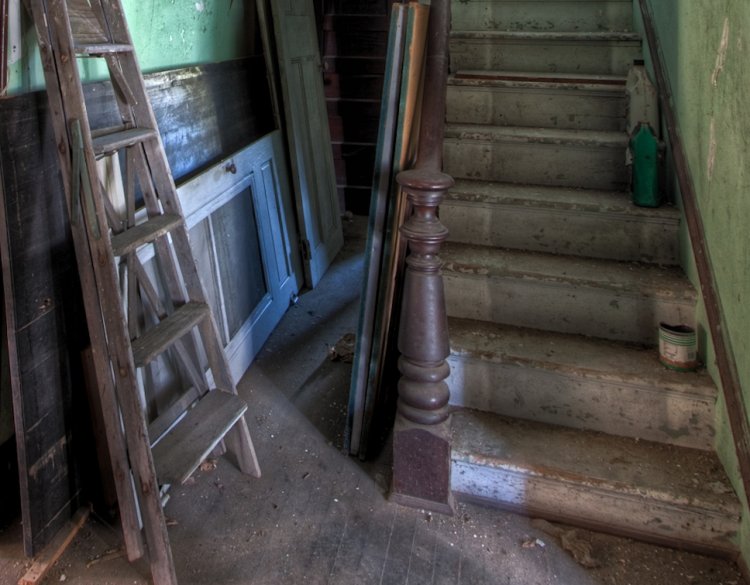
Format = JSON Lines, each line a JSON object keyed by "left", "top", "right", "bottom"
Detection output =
{"left": 92, "top": 127, "right": 157, "bottom": 157}
{"left": 452, "top": 408, "right": 739, "bottom": 515}
{"left": 445, "top": 123, "right": 628, "bottom": 147}
{"left": 152, "top": 390, "right": 247, "bottom": 486}
{"left": 451, "top": 69, "right": 627, "bottom": 90}
{"left": 111, "top": 213, "right": 183, "bottom": 257}
{"left": 451, "top": 30, "right": 641, "bottom": 42}
{"left": 441, "top": 242, "right": 696, "bottom": 302}
{"left": 447, "top": 179, "right": 679, "bottom": 222}
{"left": 132, "top": 302, "right": 209, "bottom": 367}
{"left": 448, "top": 316, "right": 715, "bottom": 397}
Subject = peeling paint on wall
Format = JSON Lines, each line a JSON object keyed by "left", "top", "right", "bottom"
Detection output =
{"left": 643, "top": 0, "right": 750, "bottom": 567}
{"left": 6, "top": 0, "right": 253, "bottom": 94}
{"left": 711, "top": 17, "right": 730, "bottom": 87}
{"left": 8, "top": 0, "right": 21, "bottom": 65}
{"left": 707, "top": 118, "right": 716, "bottom": 181}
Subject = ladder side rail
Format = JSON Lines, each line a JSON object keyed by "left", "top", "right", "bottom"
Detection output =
{"left": 92, "top": 1, "right": 224, "bottom": 305}
{"left": 124, "top": 145, "right": 211, "bottom": 393}
{"left": 100, "top": 67, "right": 211, "bottom": 396}
{"left": 93, "top": 3, "right": 262, "bottom": 477}
{"left": 44, "top": 1, "right": 179, "bottom": 583}
{"left": 24, "top": 0, "right": 145, "bottom": 562}
{"left": 98, "top": 37, "right": 249, "bottom": 404}
{"left": 131, "top": 253, "right": 210, "bottom": 395}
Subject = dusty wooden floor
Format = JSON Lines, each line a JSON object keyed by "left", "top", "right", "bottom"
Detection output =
{"left": 0, "top": 219, "right": 747, "bottom": 585}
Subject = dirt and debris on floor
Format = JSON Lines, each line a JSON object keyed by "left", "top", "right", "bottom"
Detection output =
{"left": 0, "top": 235, "right": 747, "bottom": 585}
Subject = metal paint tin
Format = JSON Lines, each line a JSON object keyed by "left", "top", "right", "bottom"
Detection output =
{"left": 658, "top": 322, "right": 698, "bottom": 372}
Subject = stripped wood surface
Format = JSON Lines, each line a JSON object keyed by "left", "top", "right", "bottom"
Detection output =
{"left": 152, "top": 390, "right": 247, "bottom": 485}
{"left": 18, "top": 507, "right": 90, "bottom": 585}
{"left": 25, "top": 2, "right": 262, "bottom": 583}
{"left": 0, "top": 54, "right": 271, "bottom": 560}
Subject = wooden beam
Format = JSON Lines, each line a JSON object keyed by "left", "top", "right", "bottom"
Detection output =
{"left": 18, "top": 507, "right": 90, "bottom": 585}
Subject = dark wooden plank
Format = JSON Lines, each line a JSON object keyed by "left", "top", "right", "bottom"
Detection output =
{"left": 324, "top": 29, "right": 388, "bottom": 58}
{"left": 325, "top": 73, "right": 384, "bottom": 100}
{"left": 0, "top": 89, "right": 90, "bottom": 556}
{"left": 328, "top": 0, "right": 390, "bottom": 15}
{"left": 342, "top": 186, "right": 372, "bottom": 216}
{"left": 334, "top": 145, "right": 377, "bottom": 187}
{"left": 324, "top": 14, "right": 390, "bottom": 32}
{"left": 81, "top": 57, "right": 275, "bottom": 183}
{"left": 323, "top": 56, "right": 386, "bottom": 75}
{"left": 327, "top": 98, "right": 382, "bottom": 120}
{"left": 328, "top": 112, "right": 380, "bottom": 144}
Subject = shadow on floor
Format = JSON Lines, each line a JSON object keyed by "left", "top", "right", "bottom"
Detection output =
{"left": 1, "top": 226, "right": 746, "bottom": 585}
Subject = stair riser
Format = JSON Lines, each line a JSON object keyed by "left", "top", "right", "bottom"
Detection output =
{"left": 444, "top": 138, "right": 628, "bottom": 190}
{"left": 447, "top": 355, "right": 715, "bottom": 449}
{"left": 451, "top": 0, "right": 634, "bottom": 33}
{"left": 450, "top": 38, "right": 641, "bottom": 75}
{"left": 443, "top": 273, "right": 695, "bottom": 344}
{"left": 447, "top": 84, "right": 626, "bottom": 131}
{"left": 451, "top": 461, "right": 738, "bottom": 556}
{"left": 441, "top": 200, "right": 680, "bottom": 264}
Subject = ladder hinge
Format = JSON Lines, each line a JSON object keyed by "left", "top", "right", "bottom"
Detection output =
{"left": 300, "top": 239, "right": 311, "bottom": 261}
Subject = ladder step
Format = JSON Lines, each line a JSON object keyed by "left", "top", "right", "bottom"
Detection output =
{"left": 111, "top": 213, "right": 183, "bottom": 257}
{"left": 92, "top": 127, "right": 157, "bottom": 157}
{"left": 152, "top": 390, "right": 248, "bottom": 486}
{"left": 75, "top": 43, "right": 134, "bottom": 56}
{"left": 132, "top": 302, "right": 210, "bottom": 367}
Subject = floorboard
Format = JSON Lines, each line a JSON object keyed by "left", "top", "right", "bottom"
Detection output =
{"left": 0, "top": 223, "right": 746, "bottom": 585}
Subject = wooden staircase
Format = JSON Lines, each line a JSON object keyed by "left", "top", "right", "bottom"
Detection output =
{"left": 442, "top": 0, "right": 741, "bottom": 555}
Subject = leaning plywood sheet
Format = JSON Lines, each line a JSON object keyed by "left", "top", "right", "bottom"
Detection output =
{"left": 348, "top": 3, "right": 408, "bottom": 456}
{"left": 347, "top": 1, "right": 430, "bottom": 458}
{"left": 0, "top": 94, "right": 89, "bottom": 557}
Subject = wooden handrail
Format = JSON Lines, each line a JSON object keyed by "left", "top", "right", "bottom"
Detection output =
{"left": 638, "top": 0, "right": 750, "bottom": 516}
{"left": 390, "top": 0, "right": 455, "bottom": 514}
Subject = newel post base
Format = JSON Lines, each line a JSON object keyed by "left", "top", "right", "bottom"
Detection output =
{"left": 390, "top": 168, "right": 454, "bottom": 515}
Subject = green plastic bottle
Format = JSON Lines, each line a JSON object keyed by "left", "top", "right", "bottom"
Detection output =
{"left": 630, "top": 124, "right": 661, "bottom": 207}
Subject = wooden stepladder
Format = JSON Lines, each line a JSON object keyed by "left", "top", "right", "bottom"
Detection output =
{"left": 26, "top": 1, "right": 261, "bottom": 583}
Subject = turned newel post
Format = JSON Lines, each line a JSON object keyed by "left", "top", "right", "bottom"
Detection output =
{"left": 390, "top": 168, "right": 454, "bottom": 515}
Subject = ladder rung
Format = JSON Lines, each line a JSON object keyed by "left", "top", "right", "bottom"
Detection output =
{"left": 92, "top": 127, "right": 157, "bottom": 157}
{"left": 132, "top": 302, "right": 210, "bottom": 367}
{"left": 75, "top": 43, "right": 134, "bottom": 56}
{"left": 152, "top": 390, "right": 248, "bottom": 486}
{"left": 111, "top": 214, "right": 183, "bottom": 257}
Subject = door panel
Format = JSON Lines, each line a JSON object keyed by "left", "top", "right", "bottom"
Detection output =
{"left": 138, "top": 130, "right": 302, "bottom": 394}
{"left": 183, "top": 131, "right": 302, "bottom": 382}
{"left": 265, "top": 0, "right": 343, "bottom": 287}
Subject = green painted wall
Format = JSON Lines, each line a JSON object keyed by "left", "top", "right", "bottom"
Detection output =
{"left": 641, "top": 0, "right": 750, "bottom": 558}
{"left": 7, "top": 0, "right": 255, "bottom": 94}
